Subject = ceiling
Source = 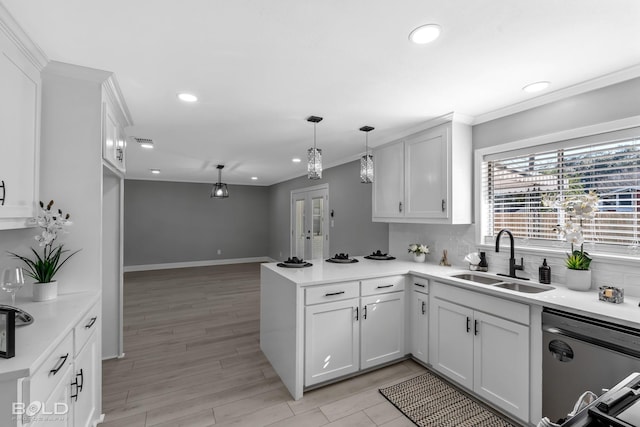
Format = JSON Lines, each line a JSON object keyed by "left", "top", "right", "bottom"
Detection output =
{"left": 3, "top": 0, "right": 640, "bottom": 186}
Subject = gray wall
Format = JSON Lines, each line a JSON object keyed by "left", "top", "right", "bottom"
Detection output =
{"left": 124, "top": 180, "right": 270, "bottom": 266}
{"left": 474, "top": 77, "right": 640, "bottom": 149}
{"left": 268, "top": 160, "right": 389, "bottom": 260}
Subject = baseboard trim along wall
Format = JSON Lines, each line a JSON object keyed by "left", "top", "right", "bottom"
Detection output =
{"left": 123, "top": 256, "right": 277, "bottom": 272}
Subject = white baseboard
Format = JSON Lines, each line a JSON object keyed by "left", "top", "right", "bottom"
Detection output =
{"left": 123, "top": 256, "right": 276, "bottom": 273}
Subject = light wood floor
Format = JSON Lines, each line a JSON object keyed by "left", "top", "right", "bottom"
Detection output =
{"left": 101, "top": 263, "right": 426, "bottom": 427}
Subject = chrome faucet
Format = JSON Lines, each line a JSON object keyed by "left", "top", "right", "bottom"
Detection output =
{"left": 495, "top": 229, "right": 529, "bottom": 280}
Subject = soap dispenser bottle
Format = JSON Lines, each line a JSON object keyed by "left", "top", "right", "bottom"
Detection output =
{"left": 539, "top": 258, "right": 551, "bottom": 284}
{"left": 478, "top": 252, "right": 488, "bottom": 272}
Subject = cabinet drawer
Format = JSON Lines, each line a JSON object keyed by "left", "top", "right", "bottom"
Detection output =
{"left": 361, "top": 275, "right": 405, "bottom": 296}
{"left": 75, "top": 301, "right": 101, "bottom": 356}
{"left": 305, "top": 282, "right": 359, "bottom": 305}
{"left": 26, "top": 331, "right": 73, "bottom": 404}
{"left": 411, "top": 277, "right": 429, "bottom": 293}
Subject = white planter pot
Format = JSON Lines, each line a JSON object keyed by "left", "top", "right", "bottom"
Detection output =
{"left": 413, "top": 253, "right": 426, "bottom": 263}
{"left": 33, "top": 281, "right": 58, "bottom": 302}
{"left": 565, "top": 269, "right": 591, "bottom": 291}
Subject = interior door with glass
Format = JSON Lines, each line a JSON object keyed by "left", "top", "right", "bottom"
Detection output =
{"left": 291, "top": 186, "right": 329, "bottom": 260}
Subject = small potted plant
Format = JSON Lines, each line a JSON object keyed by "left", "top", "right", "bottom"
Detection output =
{"left": 408, "top": 243, "right": 430, "bottom": 263}
{"left": 542, "top": 191, "right": 598, "bottom": 291}
{"left": 9, "top": 200, "right": 80, "bottom": 301}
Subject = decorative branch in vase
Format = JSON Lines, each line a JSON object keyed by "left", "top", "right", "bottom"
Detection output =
{"left": 8, "top": 200, "right": 80, "bottom": 301}
{"left": 542, "top": 191, "right": 599, "bottom": 291}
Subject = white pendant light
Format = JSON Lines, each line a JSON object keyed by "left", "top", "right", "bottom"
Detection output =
{"left": 360, "top": 126, "right": 374, "bottom": 183}
{"left": 211, "top": 165, "right": 229, "bottom": 198}
{"left": 307, "top": 116, "right": 323, "bottom": 180}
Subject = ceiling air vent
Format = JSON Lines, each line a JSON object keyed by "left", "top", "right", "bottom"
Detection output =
{"left": 133, "top": 137, "right": 154, "bottom": 149}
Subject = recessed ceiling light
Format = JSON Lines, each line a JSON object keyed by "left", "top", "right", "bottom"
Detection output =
{"left": 150, "top": 169, "right": 161, "bottom": 174}
{"left": 409, "top": 24, "right": 441, "bottom": 44}
{"left": 292, "top": 158, "right": 301, "bottom": 163}
{"left": 523, "top": 81, "right": 550, "bottom": 93}
{"left": 177, "top": 92, "right": 198, "bottom": 102}
{"left": 251, "top": 176, "right": 258, "bottom": 181}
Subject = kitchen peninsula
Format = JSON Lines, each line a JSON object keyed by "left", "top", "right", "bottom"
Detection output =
{"left": 260, "top": 257, "right": 640, "bottom": 425}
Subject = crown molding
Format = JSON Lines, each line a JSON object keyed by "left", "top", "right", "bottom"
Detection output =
{"left": 0, "top": 2, "right": 48, "bottom": 70}
{"left": 473, "top": 63, "right": 640, "bottom": 125}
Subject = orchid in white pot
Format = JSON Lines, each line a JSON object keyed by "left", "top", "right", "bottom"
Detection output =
{"left": 542, "top": 191, "right": 599, "bottom": 291}
{"left": 9, "top": 201, "right": 80, "bottom": 300}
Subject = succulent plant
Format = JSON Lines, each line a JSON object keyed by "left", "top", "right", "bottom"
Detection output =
{"left": 565, "top": 250, "right": 592, "bottom": 270}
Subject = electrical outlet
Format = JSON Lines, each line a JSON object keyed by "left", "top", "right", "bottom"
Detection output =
{"left": 217, "top": 249, "right": 222, "bottom": 255}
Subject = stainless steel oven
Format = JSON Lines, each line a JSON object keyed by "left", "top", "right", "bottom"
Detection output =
{"left": 542, "top": 308, "right": 640, "bottom": 423}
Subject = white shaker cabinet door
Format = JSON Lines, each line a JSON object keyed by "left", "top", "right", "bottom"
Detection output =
{"left": 0, "top": 30, "right": 40, "bottom": 226}
{"left": 404, "top": 125, "right": 448, "bottom": 219}
{"left": 372, "top": 141, "right": 404, "bottom": 219}
{"left": 429, "top": 297, "right": 474, "bottom": 389}
{"left": 72, "top": 332, "right": 99, "bottom": 427}
{"left": 473, "top": 311, "right": 530, "bottom": 421}
{"left": 360, "top": 292, "right": 405, "bottom": 370}
{"left": 411, "top": 290, "right": 429, "bottom": 364}
{"left": 304, "top": 299, "right": 359, "bottom": 386}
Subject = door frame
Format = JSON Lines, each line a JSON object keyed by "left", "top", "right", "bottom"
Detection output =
{"left": 290, "top": 183, "right": 330, "bottom": 259}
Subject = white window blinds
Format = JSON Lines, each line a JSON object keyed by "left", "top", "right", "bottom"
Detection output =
{"left": 481, "top": 128, "right": 640, "bottom": 248}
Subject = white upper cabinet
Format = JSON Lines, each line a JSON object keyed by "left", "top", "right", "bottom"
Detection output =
{"left": 0, "top": 11, "right": 45, "bottom": 229}
{"left": 372, "top": 114, "right": 472, "bottom": 224}
{"left": 372, "top": 142, "right": 405, "bottom": 218}
{"left": 102, "top": 80, "right": 129, "bottom": 174}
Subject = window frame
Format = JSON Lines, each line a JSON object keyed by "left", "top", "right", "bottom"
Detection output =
{"left": 474, "top": 115, "right": 640, "bottom": 259}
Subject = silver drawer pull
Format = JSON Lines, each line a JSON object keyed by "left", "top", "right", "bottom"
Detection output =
{"left": 85, "top": 316, "right": 97, "bottom": 329}
{"left": 376, "top": 284, "right": 394, "bottom": 289}
{"left": 414, "top": 283, "right": 425, "bottom": 287}
{"left": 49, "top": 353, "right": 69, "bottom": 376}
{"left": 325, "top": 291, "right": 345, "bottom": 296}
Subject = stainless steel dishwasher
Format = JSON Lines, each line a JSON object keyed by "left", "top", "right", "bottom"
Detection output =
{"left": 542, "top": 307, "right": 640, "bottom": 423}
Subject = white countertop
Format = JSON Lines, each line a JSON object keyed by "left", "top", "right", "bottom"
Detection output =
{"left": 263, "top": 257, "right": 640, "bottom": 329}
{"left": 0, "top": 291, "right": 100, "bottom": 381}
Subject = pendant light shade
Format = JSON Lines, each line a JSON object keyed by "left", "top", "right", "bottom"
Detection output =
{"left": 307, "top": 116, "right": 323, "bottom": 180}
{"left": 360, "top": 126, "right": 375, "bottom": 183}
{"left": 211, "top": 165, "right": 229, "bottom": 198}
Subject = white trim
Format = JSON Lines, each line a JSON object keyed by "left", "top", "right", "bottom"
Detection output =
{"left": 0, "top": 3, "right": 48, "bottom": 70}
{"left": 476, "top": 115, "right": 640, "bottom": 159}
{"left": 123, "top": 256, "right": 273, "bottom": 272}
{"left": 473, "top": 63, "right": 640, "bottom": 125}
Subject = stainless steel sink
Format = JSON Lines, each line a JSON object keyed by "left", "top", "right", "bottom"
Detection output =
{"left": 450, "top": 273, "right": 503, "bottom": 285}
{"left": 493, "top": 282, "right": 553, "bottom": 293}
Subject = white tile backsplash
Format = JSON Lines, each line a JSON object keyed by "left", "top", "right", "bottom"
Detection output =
{"left": 390, "top": 222, "right": 640, "bottom": 298}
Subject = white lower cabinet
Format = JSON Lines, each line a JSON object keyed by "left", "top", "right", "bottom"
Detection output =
{"left": 305, "top": 298, "right": 360, "bottom": 386}
{"left": 429, "top": 283, "right": 530, "bottom": 421}
{"left": 304, "top": 277, "right": 405, "bottom": 387}
{"left": 13, "top": 300, "right": 102, "bottom": 427}
{"left": 410, "top": 279, "right": 429, "bottom": 365}
{"left": 361, "top": 292, "right": 405, "bottom": 369}
{"left": 30, "top": 366, "right": 74, "bottom": 427}
{"left": 72, "top": 332, "right": 98, "bottom": 427}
